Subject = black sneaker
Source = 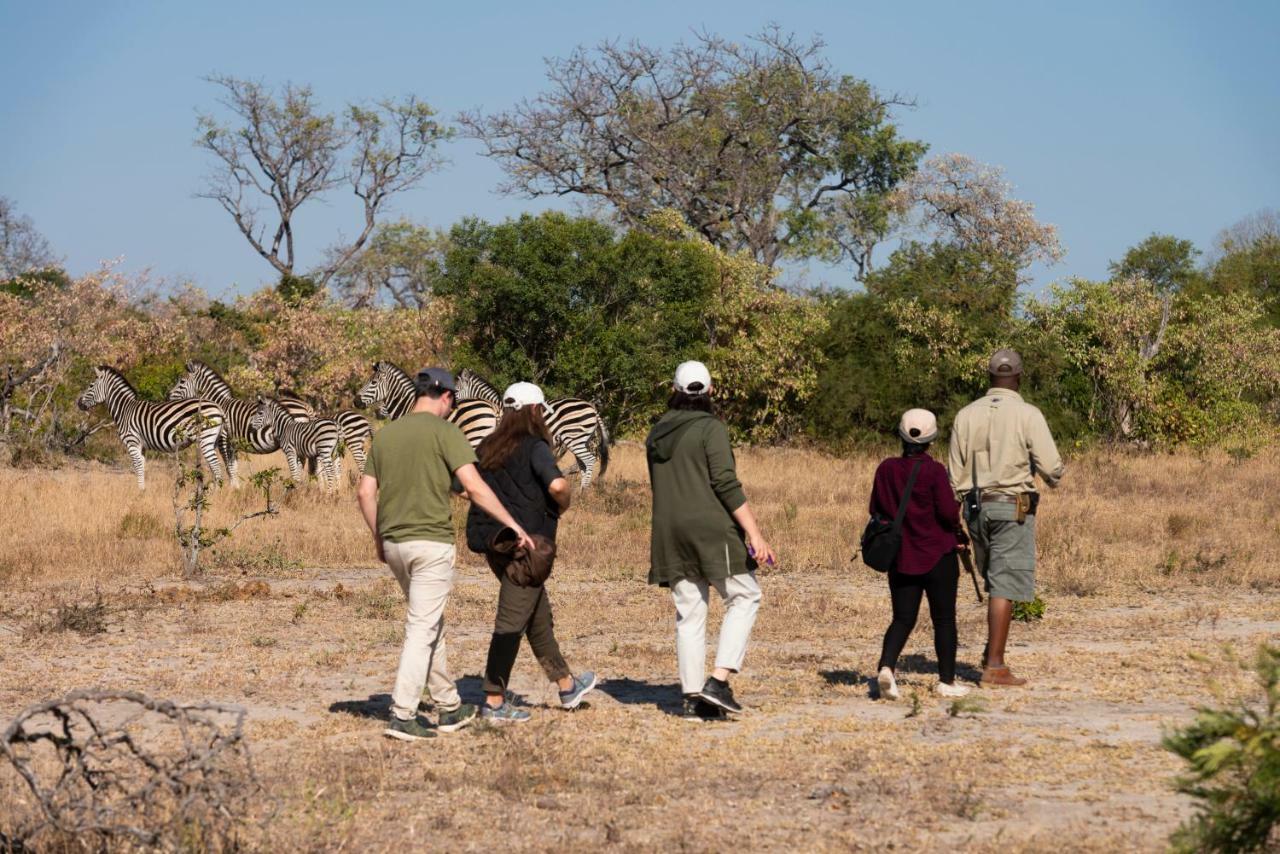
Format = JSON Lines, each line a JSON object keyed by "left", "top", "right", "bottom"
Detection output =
{"left": 436, "top": 703, "right": 478, "bottom": 733}
{"left": 698, "top": 677, "right": 743, "bottom": 715}
{"left": 679, "top": 695, "right": 727, "bottom": 722}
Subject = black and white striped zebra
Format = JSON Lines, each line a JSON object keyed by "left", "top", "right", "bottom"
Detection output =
{"left": 455, "top": 369, "right": 610, "bottom": 488}
{"left": 77, "top": 365, "right": 227, "bottom": 489}
{"left": 168, "top": 361, "right": 278, "bottom": 484}
{"left": 250, "top": 396, "right": 342, "bottom": 489}
{"left": 354, "top": 361, "right": 499, "bottom": 447}
{"left": 169, "top": 362, "right": 372, "bottom": 477}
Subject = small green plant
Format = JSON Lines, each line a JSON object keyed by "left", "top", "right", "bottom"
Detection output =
{"left": 904, "top": 688, "right": 924, "bottom": 719}
{"left": 947, "top": 695, "right": 988, "bottom": 718}
{"left": 118, "top": 509, "right": 167, "bottom": 540}
{"left": 1012, "top": 595, "right": 1046, "bottom": 622}
{"left": 172, "top": 453, "right": 287, "bottom": 579}
{"left": 250, "top": 636, "right": 278, "bottom": 648}
{"left": 1163, "top": 644, "right": 1280, "bottom": 853}
{"left": 1226, "top": 446, "right": 1255, "bottom": 466}
{"left": 291, "top": 602, "right": 308, "bottom": 625}
{"left": 783, "top": 501, "right": 799, "bottom": 525}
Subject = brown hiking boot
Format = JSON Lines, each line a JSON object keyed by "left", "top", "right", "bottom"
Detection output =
{"left": 979, "top": 666, "right": 1027, "bottom": 688}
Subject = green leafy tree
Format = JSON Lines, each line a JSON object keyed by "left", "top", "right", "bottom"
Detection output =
{"left": 1202, "top": 211, "right": 1280, "bottom": 324}
{"left": 1030, "top": 277, "right": 1280, "bottom": 445}
{"left": 435, "top": 212, "right": 713, "bottom": 432}
{"left": 1109, "top": 233, "right": 1204, "bottom": 294}
{"left": 329, "top": 219, "right": 448, "bottom": 308}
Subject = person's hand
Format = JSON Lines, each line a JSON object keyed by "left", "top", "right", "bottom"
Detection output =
{"left": 747, "top": 533, "right": 776, "bottom": 568}
{"left": 956, "top": 541, "right": 970, "bottom": 554}
{"left": 511, "top": 526, "right": 535, "bottom": 552}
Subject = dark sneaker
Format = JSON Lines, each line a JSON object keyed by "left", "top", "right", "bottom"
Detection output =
{"left": 436, "top": 703, "right": 478, "bottom": 733}
{"left": 383, "top": 716, "right": 438, "bottom": 741}
{"left": 679, "top": 694, "right": 727, "bottom": 722}
{"left": 699, "top": 676, "right": 744, "bottom": 715}
{"left": 558, "top": 671, "right": 598, "bottom": 710}
{"left": 480, "top": 701, "right": 531, "bottom": 724}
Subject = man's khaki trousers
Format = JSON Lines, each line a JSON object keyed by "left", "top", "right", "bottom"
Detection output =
{"left": 384, "top": 540, "right": 462, "bottom": 720}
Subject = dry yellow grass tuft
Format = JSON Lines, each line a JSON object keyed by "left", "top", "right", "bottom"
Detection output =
{"left": 1, "top": 444, "right": 1277, "bottom": 850}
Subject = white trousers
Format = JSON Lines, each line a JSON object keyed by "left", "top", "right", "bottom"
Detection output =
{"left": 670, "top": 573, "right": 762, "bottom": 695}
{"left": 384, "top": 540, "right": 461, "bottom": 720}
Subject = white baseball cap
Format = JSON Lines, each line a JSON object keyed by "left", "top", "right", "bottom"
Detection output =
{"left": 673, "top": 361, "right": 712, "bottom": 395}
{"left": 898, "top": 408, "right": 938, "bottom": 444}
{"left": 502, "top": 382, "right": 553, "bottom": 415}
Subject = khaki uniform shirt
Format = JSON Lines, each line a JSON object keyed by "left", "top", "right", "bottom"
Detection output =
{"left": 948, "top": 388, "right": 1064, "bottom": 497}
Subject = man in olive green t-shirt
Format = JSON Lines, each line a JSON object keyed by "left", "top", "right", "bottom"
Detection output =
{"left": 357, "top": 367, "right": 532, "bottom": 742}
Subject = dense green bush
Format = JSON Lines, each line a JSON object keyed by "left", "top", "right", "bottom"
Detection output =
{"left": 1164, "top": 645, "right": 1280, "bottom": 852}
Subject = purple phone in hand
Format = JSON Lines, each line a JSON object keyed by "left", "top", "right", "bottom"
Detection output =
{"left": 748, "top": 545, "right": 775, "bottom": 567}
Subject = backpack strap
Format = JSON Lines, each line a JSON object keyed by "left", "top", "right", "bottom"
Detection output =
{"left": 892, "top": 459, "right": 925, "bottom": 537}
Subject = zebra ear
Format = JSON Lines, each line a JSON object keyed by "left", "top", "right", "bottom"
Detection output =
{"left": 185, "top": 360, "right": 197, "bottom": 372}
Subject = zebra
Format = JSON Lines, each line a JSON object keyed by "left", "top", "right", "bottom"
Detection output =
{"left": 354, "top": 361, "right": 500, "bottom": 447}
{"left": 77, "top": 365, "right": 227, "bottom": 490}
{"left": 455, "top": 368, "right": 610, "bottom": 488}
{"left": 250, "top": 395, "right": 342, "bottom": 489}
{"left": 169, "top": 362, "right": 373, "bottom": 477}
{"left": 270, "top": 388, "right": 371, "bottom": 475}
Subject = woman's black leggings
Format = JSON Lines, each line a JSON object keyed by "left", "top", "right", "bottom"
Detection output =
{"left": 878, "top": 552, "right": 959, "bottom": 683}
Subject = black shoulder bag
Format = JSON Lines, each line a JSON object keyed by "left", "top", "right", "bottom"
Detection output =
{"left": 860, "top": 458, "right": 924, "bottom": 573}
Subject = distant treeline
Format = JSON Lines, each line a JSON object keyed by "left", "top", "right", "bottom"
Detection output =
{"left": 2, "top": 207, "right": 1278, "bottom": 467}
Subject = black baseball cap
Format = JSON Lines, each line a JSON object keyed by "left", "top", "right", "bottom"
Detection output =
{"left": 415, "top": 367, "right": 456, "bottom": 395}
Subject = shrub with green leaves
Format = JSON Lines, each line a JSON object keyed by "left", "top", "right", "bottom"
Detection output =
{"left": 1163, "top": 645, "right": 1280, "bottom": 852}
{"left": 1012, "top": 595, "right": 1046, "bottom": 622}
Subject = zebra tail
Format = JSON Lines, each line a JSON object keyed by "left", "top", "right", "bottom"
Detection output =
{"left": 594, "top": 407, "right": 611, "bottom": 484}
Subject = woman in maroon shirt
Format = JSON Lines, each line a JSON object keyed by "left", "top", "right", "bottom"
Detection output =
{"left": 871, "top": 409, "right": 970, "bottom": 700}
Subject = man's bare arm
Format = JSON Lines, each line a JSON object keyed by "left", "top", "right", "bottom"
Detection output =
{"left": 356, "top": 474, "right": 384, "bottom": 562}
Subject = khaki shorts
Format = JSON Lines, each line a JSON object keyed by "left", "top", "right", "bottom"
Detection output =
{"left": 968, "top": 501, "right": 1037, "bottom": 603}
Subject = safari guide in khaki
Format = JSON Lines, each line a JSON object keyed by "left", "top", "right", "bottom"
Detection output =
{"left": 948, "top": 349, "right": 1064, "bottom": 688}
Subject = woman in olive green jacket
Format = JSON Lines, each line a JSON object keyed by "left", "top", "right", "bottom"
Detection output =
{"left": 646, "top": 361, "right": 776, "bottom": 721}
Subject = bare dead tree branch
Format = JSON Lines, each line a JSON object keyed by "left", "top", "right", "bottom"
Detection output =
{"left": 1, "top": 690, "right": 268, "bottom": 850}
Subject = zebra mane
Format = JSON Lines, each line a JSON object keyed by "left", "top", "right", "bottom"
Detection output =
{"left": 96, "top": 365, "right": 136, "bottom": 394}
{"left": 187, "top": 361, "right": 233, "bottom": 395}
{"left": 457, "top": 368, "right": 502, "bottom": 404}
{"left": 377, "top": 361, "right": 412, "bottom": 382}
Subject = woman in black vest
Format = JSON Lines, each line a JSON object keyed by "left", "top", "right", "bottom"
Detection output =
{"left": 465, "top": 382, "right": 597, "bottom": 722}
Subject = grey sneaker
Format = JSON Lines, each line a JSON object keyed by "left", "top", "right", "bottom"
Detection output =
{"left": 480, "top": 701, "right": 531, "bottom": 723}
{"left": 558, "top": 671, "right": 598, "bottom": 709}
{"left": 436, "top": 703, "right": 478, "bottom": 733}
{"left": 383, "top": 716, "right": 438, "bottom": 741}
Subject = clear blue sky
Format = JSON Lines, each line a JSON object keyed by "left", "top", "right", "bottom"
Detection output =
{"left": 3, "top": 1, "right": 1277, "bottom": 298}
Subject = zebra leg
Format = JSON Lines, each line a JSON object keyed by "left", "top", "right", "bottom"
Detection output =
{"left": 351, "top": 437, "right": 368, "bottom": 475}
{"left": 127, "top": 442, "right": 146, "bottom": 490}
{"left": 215, "top": 433, "right": 237, "bottom": 487}
{"left": 567, "top": 439, "right": 597, "bottom": 490}
{"left": 283, "top": 446, "right": 303, "bottom": 483}
{"left": 200, "top": 426, "right": 227, "bottom": 485}
{"left": 327, "top": 445, "right": 342, "bottom": 491}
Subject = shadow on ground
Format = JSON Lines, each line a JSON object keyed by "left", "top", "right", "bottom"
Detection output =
{"left": 597, "top": 677, "right": 682, "bottom": 712}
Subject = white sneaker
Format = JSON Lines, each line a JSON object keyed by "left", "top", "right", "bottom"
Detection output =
{"left": 935, "top": 681, "right": 970, "bottom": 698}
{"left": 877, "top": 666, "right": 900, "bottom": 701}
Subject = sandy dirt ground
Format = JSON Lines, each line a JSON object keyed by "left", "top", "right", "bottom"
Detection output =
{"left": 1, "top": 446, "right": 1275, "bottom": 851}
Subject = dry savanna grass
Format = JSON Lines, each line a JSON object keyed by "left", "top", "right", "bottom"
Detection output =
{"left": 1, "top": 443, "right": 1277, "bottom": 851}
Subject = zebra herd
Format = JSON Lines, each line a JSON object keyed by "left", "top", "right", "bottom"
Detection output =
{"left": 76, "top": 361, "right": 610, "bottom": 490}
